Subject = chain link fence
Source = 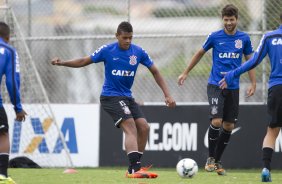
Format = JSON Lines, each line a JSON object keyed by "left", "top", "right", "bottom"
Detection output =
{"left": 2, "top": 0, "right": 282, "bottom": 104}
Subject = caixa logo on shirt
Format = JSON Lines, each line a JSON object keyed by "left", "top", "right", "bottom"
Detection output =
{"left": 219, "top": 52, "right": 240, "bottom": 59}
{"left": 112, "top": 69, "right": 135, "bottom": 76}
{"left": 272, "top": 38, "right": 282, "bottom": 45}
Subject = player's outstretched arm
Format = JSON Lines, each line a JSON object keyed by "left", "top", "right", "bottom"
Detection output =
{"left": 177, "top": 48, "right": 205, "bottom": 86}
{"left": 4, "top": 51, "right": 27, "bottom": 122}
{"left": 5, "top": 51, "right": 25, "bottom": 116}
{"left": 220, "top": 35, "right": 268, "bottom": 89}
{"left": 51, "top": 56, "right": 92, "bottom": 68}
{"left": 149, "top": 64, "right": 176, "bottom": 108}
{"left": 244, "top": 54, "right": 256, "bottom": 97}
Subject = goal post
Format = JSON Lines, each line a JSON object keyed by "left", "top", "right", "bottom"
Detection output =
{"left": 0, "top": 5, "right": 74, "bottom": 168}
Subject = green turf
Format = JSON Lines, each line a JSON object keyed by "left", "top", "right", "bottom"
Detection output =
{"left": 8, "top": 167, "right": 282, "bottom": 184}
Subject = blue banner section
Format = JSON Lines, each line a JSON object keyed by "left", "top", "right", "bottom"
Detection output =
{"left": 54, "top": 118, "right": 78, "bottom": 153}
{"left": 11, "top": 117, "right": 78, "bottom": 154}
{"left": 31, "top": 118, "right": 49, "bottom": 153}
{"left": 11, "top": 120, "right": 22, "bottom": 153}
{"left": 31, "top": 118, "right": 45, "bottom": 134}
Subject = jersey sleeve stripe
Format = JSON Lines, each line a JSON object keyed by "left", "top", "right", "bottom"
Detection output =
{"left": 0, "top": 43, "right": 18, "bottom": 110}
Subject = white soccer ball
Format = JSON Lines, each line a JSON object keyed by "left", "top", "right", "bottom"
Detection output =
{"left": 176, "top": 158, "right": 198, "bottom": 178}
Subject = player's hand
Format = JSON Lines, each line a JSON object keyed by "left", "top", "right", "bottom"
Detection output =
{"left": 16, "top": 110, "right": 27, "bottom": 122}
{"left": 246, "top": 83, "right": 256, "bottom": 97}
{"left": 219, "top": 71, "right": 236, "bottom": 89}
{"left": 219, "top": 78, "right": 228, "bottom": 89}
{"left": 177, "top": 73, "right": 188, "bottom": 86}
{"left": 51, "top": 57, "right": 63, "bottom": 66}
{"left": 219, "top": 72, "right": 228, "bottom": 89}
{"left": 165, "top": 96, "right": 176, "bottom": 108}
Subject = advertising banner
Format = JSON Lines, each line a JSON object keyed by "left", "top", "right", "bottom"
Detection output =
{"left": 6, "top": 104, "right": 99, "bottom": 167}
{"left": 100, "top": 105, "right": 282, "bottom": 169}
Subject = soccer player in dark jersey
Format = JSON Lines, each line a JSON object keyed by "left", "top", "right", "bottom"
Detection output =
{"left": 219, "top": 13, "right": 282, "bottom": 182}
{"left": 0, "top": 22, "right": 27, "bottom": 184}
{"left": 178, "top": 4, "right": 256, "bottom": 175}
{"left": 51, "top": 21, "right": 176, "bottom": 178}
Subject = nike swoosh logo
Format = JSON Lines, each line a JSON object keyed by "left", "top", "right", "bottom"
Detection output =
{"left": 204, "top": 126, "right": 241, "bottom": 147}
{"left": 113, "top": 58, "right": 119, "bottom": 60}
{"left": 231, "top": 127, "right": 241, "bottom": 135}
{"left": 209, "top": 138, "right": 217, "bottom": 141}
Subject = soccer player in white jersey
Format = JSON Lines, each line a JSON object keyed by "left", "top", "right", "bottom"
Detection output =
{"left": 220, "top": 13, "right": 282, "bottom": 182}
{"left": 51, "top": 21, "right": 176, "bottom": 178}
{"left": 178, "top": 4, "right": 256, "bottom": 175}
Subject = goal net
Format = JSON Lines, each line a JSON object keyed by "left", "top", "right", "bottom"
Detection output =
{"left": 0, "top": 5, "right": 73, "bottom": 168}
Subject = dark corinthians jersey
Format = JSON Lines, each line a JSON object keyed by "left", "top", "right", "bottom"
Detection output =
{"left": 203, "top": 29, "right": 253, "bottom": 89}
{"left": 90, "top": 42, "right": 153, "bottom": 97}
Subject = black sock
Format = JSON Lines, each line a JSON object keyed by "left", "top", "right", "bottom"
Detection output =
{"left": 208, "top": 124, "right": 220, "bottom": 158}
{"left": 215, "top": 128, "right": 231, "bottom": 162}
{"left": 127, "top": 152, "right": 141, "bottom": 174}
{"left": 138, "top": 152, "right": 143, "bottom": 160}
{"left": 0, "top": 154, "right": 9, "bottom": 177}
{"left": 262, "top": 147, "right": 273, "bottom": 171}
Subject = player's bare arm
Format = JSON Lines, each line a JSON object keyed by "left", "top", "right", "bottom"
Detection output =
{"left": 245, "top": 54, "right": 256, "bottom": 97}
{"left": 177, "top": 48, "right": 206, "bottom": 86}
{"left": 51, "top": 56, "right": 92, "bottom": 68}
{"left": 149, "top": 64, "right": 176, "bottom": 108}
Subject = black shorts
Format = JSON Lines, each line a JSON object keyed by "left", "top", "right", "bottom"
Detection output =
{"left": 207, "top": 84, "right": 239, "bottom": 123}
{"left": 100, "top": 96, "right": 145, "bottom": 128}
{"left": 267, "top": 85, "right": 282, "bottom": 128}
{"left": 0, "top": 107, "right": 8, "bottom": 132}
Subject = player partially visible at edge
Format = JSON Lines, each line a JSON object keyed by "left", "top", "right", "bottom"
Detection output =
{"left": 51, "top": 21, "right": 176, "bottom": 179}
{"left": 0, "top": 22, "right": 27, "bottom": 184}
{"left": 178, "top": 4, "right": 256, "bottom": 175}
{"left": 219, "top": 13, "right": 282, "bottom": 182}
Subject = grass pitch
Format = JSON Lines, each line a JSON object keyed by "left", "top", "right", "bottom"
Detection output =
{"left": 9, "top": 167, "right": 282, "bottom": 184}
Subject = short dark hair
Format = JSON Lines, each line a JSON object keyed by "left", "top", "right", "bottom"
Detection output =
{"left": 221, "top": 4, "right": 238, "bottom": 19}
{"left": 117, "top": 21, "right": 133, "bottom": 34}
{"left": 0, "top": 22, "right": 10, "bottom": 38}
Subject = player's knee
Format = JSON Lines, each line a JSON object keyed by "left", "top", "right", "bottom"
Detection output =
{"left": 121, "top": 119, "right": 137, "bottom": 135}
{"left": 211, "top": 118, "right": 222, "bottom": 127}
{"left": 0, "top": 129, "right": 8, "bottom": 136}
{"left": 139, "top": 122, "right": 150, "bottom": 134}
{"left": 0, "top": 125, "right": 8, "bottom": 134}
{"left": 267, "top": 127, "right": 280, "bottom": 137}
{"left": 223, "top": 122, "right": 234, "bottom": 131}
